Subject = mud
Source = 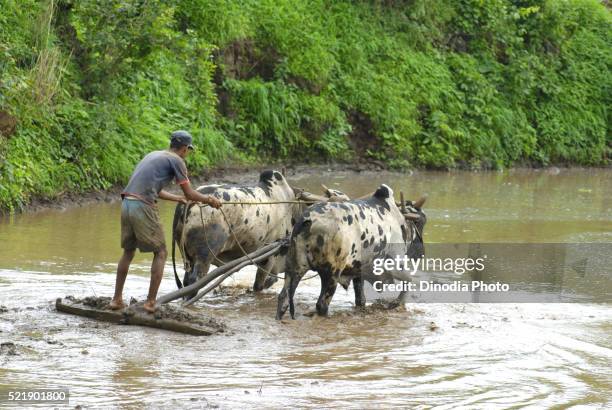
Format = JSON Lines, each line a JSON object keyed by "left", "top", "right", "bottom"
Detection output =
{"left": 0, "top": 342, "right": 18, "bottom": 356}
{"left": 149, "top": 304, "right": 226, "bottom": 331}
{"left": 211, "top": 285, "right": 252, "bottom": 300}
{"left": 76, "top": 295, "right": 112, "bottom": 310}
{"left": 63, "top": 295, "right": 227, "bottom": 332}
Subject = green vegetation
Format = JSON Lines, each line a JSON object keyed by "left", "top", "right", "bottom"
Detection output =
{"left": 0, "top": 0, "right": 610, "bottom": 211}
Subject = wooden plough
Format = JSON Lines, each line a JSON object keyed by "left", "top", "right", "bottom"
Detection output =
{"left": 55, "top": 296, "right": 224, "bottom": 336}
{"left": 55, "top": 239, "right": 287, "bottom": 336}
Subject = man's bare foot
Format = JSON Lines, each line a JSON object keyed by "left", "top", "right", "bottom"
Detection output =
{"left": 143, "top": 300, "right": 157, "bottom": 314}
{"left": 108, "top": 299, "right": 126, "bottom": 310}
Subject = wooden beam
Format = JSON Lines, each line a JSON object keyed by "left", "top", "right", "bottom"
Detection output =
{"left": 183, "top": 246, "right": 283, "bottom": 306}
{"left": 156, "top": 239, "right": 288, "bottom": 305}
{"left": 56, "top": 298, "right": 222, "bottom": 336}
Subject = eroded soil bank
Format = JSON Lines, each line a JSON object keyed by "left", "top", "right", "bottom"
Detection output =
{"left": 10, "top": 163, "right": 603, "bottom": 215}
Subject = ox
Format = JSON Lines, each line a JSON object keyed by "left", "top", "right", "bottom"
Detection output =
{"left": 173, "top": 170, "right": 298, "bottom": 298}
{"left": 276, "top": 184, "right": 426, "bottom": 319}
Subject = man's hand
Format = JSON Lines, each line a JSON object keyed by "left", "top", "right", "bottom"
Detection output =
{"left": 206, "top": 196, "right": 222, "bottom": 209}
{"left": 180, "top": 181, "right": 223, "bottom": 208}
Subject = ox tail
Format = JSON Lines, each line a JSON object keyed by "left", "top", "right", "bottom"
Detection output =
{"left": 172, "top": 202, "right": 186, "bottom": 289}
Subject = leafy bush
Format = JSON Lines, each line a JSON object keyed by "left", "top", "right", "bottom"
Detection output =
{"left": 0, "top": 0, "right": 609, "bottom": 212}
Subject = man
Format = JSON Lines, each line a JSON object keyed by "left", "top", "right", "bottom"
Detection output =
{"left": 109, "top": 130, "right": 222, "bottom": 313}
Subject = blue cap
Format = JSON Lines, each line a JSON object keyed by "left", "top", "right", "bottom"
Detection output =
{"left": 171, "top": 130, "right": 194, "bottom": 150}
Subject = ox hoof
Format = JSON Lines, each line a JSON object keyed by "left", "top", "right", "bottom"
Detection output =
{"left": 315, "top": 306, "right": 329, "bottom": 317}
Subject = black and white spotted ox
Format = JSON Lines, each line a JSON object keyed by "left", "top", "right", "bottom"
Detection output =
{"left": 276, "top": 184, "right": 426, "bottom": 319}
{"left": 173, "top": 170, "right": 299, "bottom": 298}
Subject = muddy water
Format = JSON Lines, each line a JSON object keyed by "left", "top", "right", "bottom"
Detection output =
{"left": 0, "top": 168, "right": 610, "bottom": 408}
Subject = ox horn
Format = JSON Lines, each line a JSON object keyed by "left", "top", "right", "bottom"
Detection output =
{"left": 357, "top": 191, "right": 374, "bottom": 200}
{"left": 404, "top": 212, "right": 421, "bottom": 221}
{"left": 413, "top": 195, "right": 427, "bottom": 209}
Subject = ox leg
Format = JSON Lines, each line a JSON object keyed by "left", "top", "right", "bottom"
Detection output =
{"left": 276, "top": 270, "right": 304, "bottom": 320}
{"left": 353, "top": 277, "right": 366, "bottom": 307}
{"left": 263, "top": 253, "right": 283, "bottom": 289}
{"left": 253, "top": 261, "right": 269, "bottom": 292}
{"left": 183, "top": 257, "right": 212, "bottom": 288}
{"left": 277, "top": 236, "right": 309, "bottom": 320}
{"left": 316, "top": 273, "right": 337, "bottom": 316}
{"left": 276, "top": 275, "right": 290, "bottom": 320}
{"left": 253, "top": 255, "right": 280, "bottom": 292}
{"left": 288, "top": 272, "right": 303, "bottom": 319}
{"left": 277, "top": 272, "right": 293, "bottom": 319}
{"left": 182, "top": 259, "right": 212, "bottom": 301}
{"left": 183, "top": 227, "right": 228, "bottom": 297}
{"left": 184, "top": 224, "right": 229, "bottom": 286}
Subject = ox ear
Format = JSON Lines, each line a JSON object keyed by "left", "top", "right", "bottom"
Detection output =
{"left": 272, "top": 170, "right": 284, "bottom": 181}
{"left": 259, "top": 170, "right": 275, "bottom": 183}
{"left": 259, "top": 170, "right": 285, "bottom": 185}
{"left": 373, "top": 184, "right": 393, "bottom": 200}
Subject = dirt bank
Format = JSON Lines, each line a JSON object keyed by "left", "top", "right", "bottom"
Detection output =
{"left": 9, "top": 162, "right": 601, "bottom": 216}
{"left": 15, "top": 162, "right": 387, "bottom": 215}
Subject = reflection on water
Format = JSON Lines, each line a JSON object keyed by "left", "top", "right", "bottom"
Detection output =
{"left": 0, "top": 168, "right": 611, "bottom": 408}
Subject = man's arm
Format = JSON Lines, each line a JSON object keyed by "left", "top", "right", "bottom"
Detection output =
{"left": 179, "top": 181, "right": 222, "bottom": 209}
{"left": 158, "top": 190, "right": 188, "bottom": 204}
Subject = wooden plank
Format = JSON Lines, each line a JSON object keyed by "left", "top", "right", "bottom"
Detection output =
{"left": 56, "top": 298, "right": 223, "bottom": 336}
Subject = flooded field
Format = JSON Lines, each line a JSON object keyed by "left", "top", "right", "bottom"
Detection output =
{"left": 0, "top": 168, "right": 611, "bottom": 408}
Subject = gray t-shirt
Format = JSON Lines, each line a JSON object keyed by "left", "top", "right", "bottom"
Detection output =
{"left": 122, "top": 150, "right": 189, "bottom": 204}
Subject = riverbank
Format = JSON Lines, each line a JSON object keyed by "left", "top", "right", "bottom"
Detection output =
{"left": 6, "top": 163, "right": 608, "bottom": 216}
{"left": 10, "top": 163, "right": 370, "bottom": 214}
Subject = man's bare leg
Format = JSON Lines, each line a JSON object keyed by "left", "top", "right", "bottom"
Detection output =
{"left": 143, "top": 247, "right": 167, "bottom": 313}
{"left": 110, "top": 249, "right": 136, "bottom": 310}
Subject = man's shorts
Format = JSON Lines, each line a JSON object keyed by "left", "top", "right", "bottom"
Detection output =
{"left": 121, "top": 198, "right": 165, "bottom": 252}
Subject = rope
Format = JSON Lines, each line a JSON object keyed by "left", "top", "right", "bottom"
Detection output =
{"left": 200, "top": 200, "right": 315, "bottom": 206}
{"left": 218, "top": 206, "right": 279, "bottom": 279}
{"left": 218, "top": 205, "right": 320, "bottom": 282}
{"left": 198, "top": 205, "right": 230, "bottom": 266}
{"left": 172, "top": 203, "right": 192, "bottom": 289}
{"left": 180, "top": 203, "right": 190, "bottom": 269}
